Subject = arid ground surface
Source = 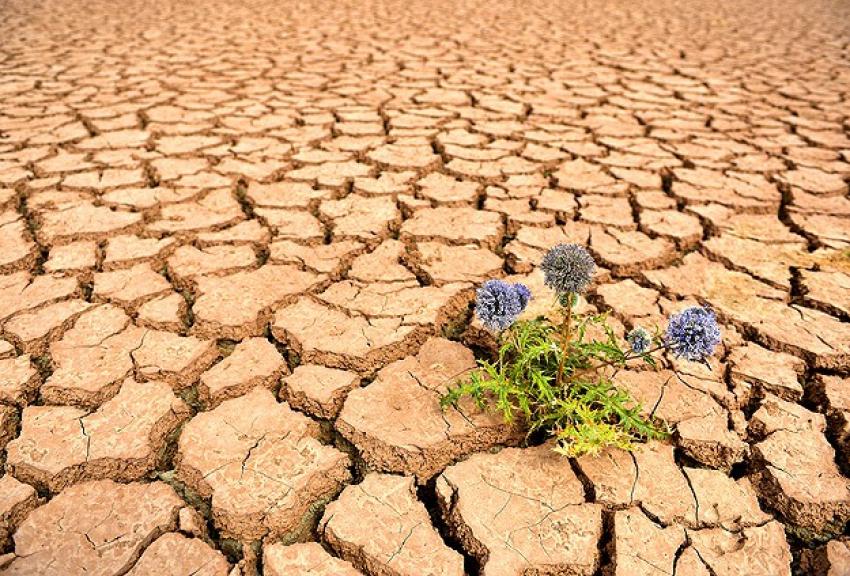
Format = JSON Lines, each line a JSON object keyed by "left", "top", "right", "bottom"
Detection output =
{"left": 1, "top": 0, "right": 850, "bottom": 574}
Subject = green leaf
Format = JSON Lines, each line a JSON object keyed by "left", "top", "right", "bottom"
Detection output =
{"left": 438, "top": 313, "right": 670, "bottom": 458}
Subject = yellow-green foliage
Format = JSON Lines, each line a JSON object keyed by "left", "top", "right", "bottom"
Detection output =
{"left": 442, "top": 310, "right": 669, "bottom": 457}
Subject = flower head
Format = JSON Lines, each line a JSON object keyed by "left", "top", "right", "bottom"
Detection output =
{"left": 664, "top": 306, "right": 721, "bottom": 362}
{"left": 475, "top": 280, "right": 530, "bottom": 332}
{"left": 540, "top": 243, "right": 596, "bottom": 295}
{"left": 514, "top": 283, "right": 532, "bottom": 308}
{"left": 627, "top": 326, "right": 652, "bottom": 354}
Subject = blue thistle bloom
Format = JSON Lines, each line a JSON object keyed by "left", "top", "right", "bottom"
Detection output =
{"left": 514, "top": 283, "right": 532, "bottom": 308}
{"left": 627, "top": 326, "right": 652, "bottom": 354}
{"left": 475, "top": 280, "right": 530, "bottom": 332}
{"left": 540, "top": 243, "right": 596, "bottom": 295}
{"left": 665, "top": 306, "right": 721, "bottom": 362}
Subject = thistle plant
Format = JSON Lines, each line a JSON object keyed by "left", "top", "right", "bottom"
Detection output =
{"left": 442, "top": 243, "right": 722, "bottom": 457}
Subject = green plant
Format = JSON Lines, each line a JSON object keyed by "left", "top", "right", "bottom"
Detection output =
{"left": 441, "top": 245, "right": 721, "bottom": 457}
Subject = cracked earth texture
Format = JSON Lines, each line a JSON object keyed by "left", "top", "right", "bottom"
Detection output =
{"left": 0, "top": 0, "right": 849, "bottom": 574}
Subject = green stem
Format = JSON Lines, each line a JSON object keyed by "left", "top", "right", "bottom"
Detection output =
{"left": 590, "top": 344, "right": 666, "bottom": 372}
{"left": 555, "top": 292, "right": 573, "bottom": 388}
{"left": 497, "top": 326, "right": 519, "bottom": 370}
{"left": 497, "top": 331, "right": 506, "bottom": 372}
{"left": 508, "top": 327, "right": 520, "bottom": 353}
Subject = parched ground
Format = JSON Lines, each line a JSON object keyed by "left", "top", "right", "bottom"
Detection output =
{"left": 0, "top": 0, "right": 849, "bottom": 574}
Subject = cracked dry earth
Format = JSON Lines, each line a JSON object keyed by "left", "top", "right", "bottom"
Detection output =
{"left": 1, "top": 0, "right": 850, "bottom": 575}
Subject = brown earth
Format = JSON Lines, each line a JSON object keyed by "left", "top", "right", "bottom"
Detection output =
{"left": 0, "top": 0, "right": 849, "bottom": 574}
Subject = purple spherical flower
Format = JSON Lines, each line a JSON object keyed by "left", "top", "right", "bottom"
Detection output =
{"left": 475, "top": 280, "right": 530, "bottom": 332}
{"left": 627, "top": 326, "right": 652, "bottom": 354}
{"left": 514, "top": 283, "right": 532, "bottom": 308}
{"left": 540, "top": 243, "right": 596, "bottom": 295}
{"left": 665, "top": 306, "right": 721, "bottom": 362}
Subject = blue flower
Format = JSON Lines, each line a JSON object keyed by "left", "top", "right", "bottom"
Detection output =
{"left": 540, "top": 244, "right": 596, "bottom": 295}
{"left": 514, "top": 283, "right": 532, "bottom": 308}
{"left": 627, "top": 326, "right": 652, "bottom": 354}
{"left": 475, "top": 280, "right": 530, "bottom": 332}
{"left": 664, "top": 306, "right": 721, "bottom": 362}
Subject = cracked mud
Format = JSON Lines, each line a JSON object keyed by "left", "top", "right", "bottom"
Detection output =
{"left": 0, "top": 0, "right": 849, "bottom": 574}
